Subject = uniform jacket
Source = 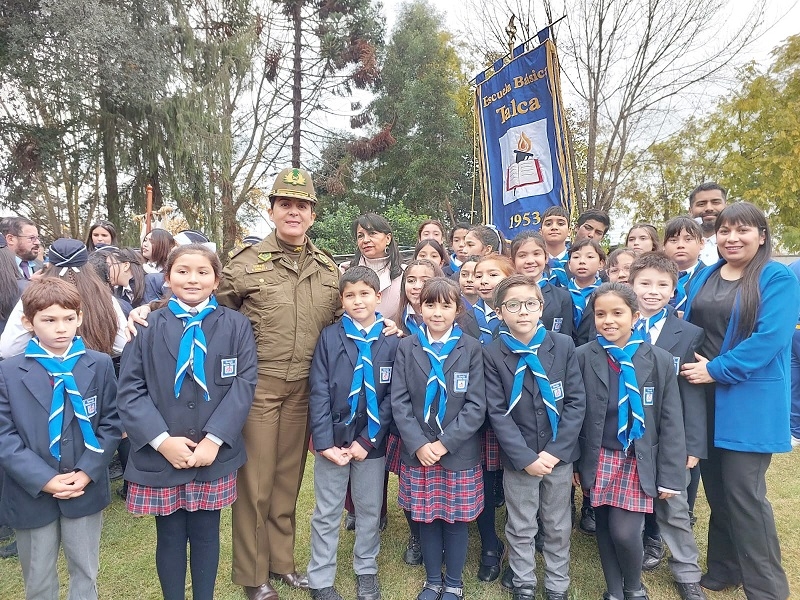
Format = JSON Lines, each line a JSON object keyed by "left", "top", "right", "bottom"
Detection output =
{"left": 391, "top": 332, "right": 486, "bottom": 471}
{"left": 575, "top": 341, "right": 686, "bottom": 497}
{"left": 685, "top": 259, "right": 800, "bottom": 453}
{"left": 309, "top": 321, "right": 400, "bottom": 457}
{"left": 541, "top": 282, "right": 574, "bottom": 338}
{"left": 217, "top": 232, "right": 341, "bottom": 381}
{"left": 573, "top": 303, "right": 596, "bottom": 347}
{"left": 653, "top": 314, "right": 707, "bottom": 459}
{"left": 484, "top": 331, "right": 586, "bottom": 471}
{"left": 118, "top": 305, "right": 257, "bottom": 487}
{"left": 0, "top": 350, "right": 121, "bottom": 529}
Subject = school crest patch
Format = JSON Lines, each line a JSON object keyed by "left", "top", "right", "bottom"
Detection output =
{"left": 83, "top": 395, "right": 97, "bottom": 417}
{"left": 454, "top": 372, "right": 469, "bottom": 392}
{"left": 379, "top": 366, "right": 392, "bottom": 384}
{"left": 221, "top": 358, "right": 238, "bottom": 378}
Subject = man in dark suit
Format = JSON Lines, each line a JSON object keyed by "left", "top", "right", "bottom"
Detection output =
{"left": 630, "top": 252, "right": 707, "bottom": 600}
{"left": 3, "top": 217, "right": 43, "bottom": 279}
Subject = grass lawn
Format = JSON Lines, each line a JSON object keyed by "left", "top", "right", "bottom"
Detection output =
{"left": 1, "top": 451, "right": 798, "bottom": 599}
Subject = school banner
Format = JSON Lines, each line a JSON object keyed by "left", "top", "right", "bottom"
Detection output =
{"left": 474, "top": 28, "right": 575, "bottom": 240}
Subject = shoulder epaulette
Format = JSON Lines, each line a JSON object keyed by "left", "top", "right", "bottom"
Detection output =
{"left": 314, "top": 249, "right": 339, "bottom": 272}
{"left": 227, "top": 242, "right": 253, "bottom": 260}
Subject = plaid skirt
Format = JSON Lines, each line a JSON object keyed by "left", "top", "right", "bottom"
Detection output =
{"left": 126, "top": 472, "right": 237, "bottom": 516}
{"left": 398, "top": 463, "right": 484, "bottom": 523}
{"left": 481, "top": 427, "right": 502, "bottom": 471}
{"left": 590, "top": 447, "right": 652, "bottom": 513}
{"left": 385, "top": 433, "right": 402, "bottom": 474}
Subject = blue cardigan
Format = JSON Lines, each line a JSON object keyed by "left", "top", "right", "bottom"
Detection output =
{"left": 684, "top": 260, "right": 800, "bottom": 453}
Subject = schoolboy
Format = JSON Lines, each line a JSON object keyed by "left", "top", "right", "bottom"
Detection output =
{"left": 629, "top": 252, "right": 708, "bottom": 600}
{"left": 662, "top": 216, "right": 707, "bottom": 313}
{"left": 541, "top": 206, "right": 571, "bottom": 288}
{"left": 0, "top": 278, "right": 121, "bottom": 599}
{"left": 484, "top": 275, "right": 586, "bottom": 600}
{"left": 307, "top": 266, "right": 400, "bottom": 600}
{"left": 573, "top": 209, "right": 610, "bottom": 242}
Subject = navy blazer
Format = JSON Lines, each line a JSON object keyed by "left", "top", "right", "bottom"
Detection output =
{"left": 573, "top": 303, "right": 596, "bottom": 347}
{"left": 118, "top": 305, "right": 257, "bottom": 487}
{"left": 309, "top": 321, "right": 400, "bottom": 457}
{"left": 143, "top": 272, "right": 167, "bottom": 303}
{"left": 653, "top": 314, "right": 707, "bottom": 459}
{"left": 0, "top": 350, "right": 121, "bottom": 529}
{"left": 391, "top": 332, "right": 486, "bottom": 471}
{"left": 484, "top": 331, "right": 586, "bottom": 471}
{"left": 575, "top": 341, "right": 686, "bottom": 497}
{"left": 541, "top": 282, "right": 574, "bottom": 338}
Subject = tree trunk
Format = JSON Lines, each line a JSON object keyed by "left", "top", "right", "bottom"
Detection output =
{"left": 100, "top": 92, "right": 120, "bottom": 227}
{"left": 291, "top": 0, "right": 303, "bottom": 167}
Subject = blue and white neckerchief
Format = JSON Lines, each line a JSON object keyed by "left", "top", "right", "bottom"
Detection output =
{"left": 342, "top": 313, "right": 385, "bottom": 441}
{"left": 568, "top": 277, "right": 601, "bottom": 328}
{"left": 449, "top": 254, "right": 461, "bottom": 274}
{"left": 597, "top": 332, "right": 646, "bottom": 452}
{"left": 670, "top": 263, "right": 702, "bottom": 312}
{"left": 417, "top": 325, "right": 462, "bottom": 433}
{"left": 499, "top": 324, "right": 559, "bottom": 440}
{"left": 536, "top": 277, "right": 548, "bottom": 290}
{"left": 403, "top": 305, "right": 423, "bottom": 337}
{"left": 635, "top": 308, "right": 668, "bottom": 343}
{"left": 168, "top": 296, "right": 218, "bottom": 401}
{"left": 25, "top": 337, "right": 102, "bottom": 461}
{"left": 473, "top": 298, "right": 500, "bottom": 345}
{"left": 547, "top": 253, "right": 570, "bottom": 288}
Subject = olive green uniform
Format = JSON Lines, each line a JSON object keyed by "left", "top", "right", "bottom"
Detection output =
{"left": 219, "top": 231, "right": 341, "bottom": 586}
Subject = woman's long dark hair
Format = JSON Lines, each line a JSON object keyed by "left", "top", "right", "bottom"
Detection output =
{"left": 716, "top": 202, "right": 771, "bottom": 343}
{"left": 145, "top": 229, "right": 175, "bottom": 271}
{"left": 351, "top": 213, "right": 403, "bottom": 280}
{"left": 85, "top": 221, "right": 118, "bottom": 252}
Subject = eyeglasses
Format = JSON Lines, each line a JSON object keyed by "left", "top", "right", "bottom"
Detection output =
{"left": 607, "top": 266, "right": 631, "bottom": 275}
{"left": 13, "top": 234, "right": 39, "bottom": 243}
{"left": 499, "top": 299, "right": 542, "bottom": 313}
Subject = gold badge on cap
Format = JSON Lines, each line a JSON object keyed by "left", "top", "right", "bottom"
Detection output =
{"left": 283, "top": 169, "right": 306, "bottom": 186}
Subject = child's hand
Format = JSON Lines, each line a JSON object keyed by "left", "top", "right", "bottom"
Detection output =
{"left": 536, "top": 451, "right": 559, "bottom": 469}
{"left": 125, "top": 305, "right": 152, "bottom": 340}
{"left": 187, "top": 438, "right": 220, "bottom": 468}
{"left": 686, "top": 455, "right": 699, "bottom": 469}
{"left": 430, "top": 440, "right": 448, "bottom": 459}
{"left": 572, "top": 473, "right": 582, "bottom": 488}
{"left": 658, "top": 491, "right": 676, "bottom": 500}
{"left": 381, "top": 318, "right": 404, "bottom": 338}
{"left": 524, "top": 458, "right": 553, "bottom": 477}
{"left": 320, "top": 447, "right": 351, "bottom": 466}
{"left": 158, "top": 436, "right": 197, "bottom": 469}
{"left": 347, "top": 441, "right": 369, "bottom": 462}
{"left": 416, "top": 443, "right": 440, "bottom": 466}
{"left": 43, "top": 472, "right": 89, "bottom": 499}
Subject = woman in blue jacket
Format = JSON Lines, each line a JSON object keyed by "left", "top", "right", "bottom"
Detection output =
{"left": 681, "top": 202, "right": 797, "bottom": 600}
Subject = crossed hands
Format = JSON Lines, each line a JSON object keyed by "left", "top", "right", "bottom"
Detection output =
{"left": 43, "top": 470, "right": 92, "bottom": 499}
{"left": 415, "top": 441, "right": 448, "bottom": 466}
{"left": 158, "top": 436, "right": 219, "bottom": 469}
{"left": 525, "top": 451, "right": 559, "bottom": 477}
{"left": 321, "top": 441, "right": 369, "bottom": 466}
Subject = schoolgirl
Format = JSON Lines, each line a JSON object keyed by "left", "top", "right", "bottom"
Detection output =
{"left": 510, "top": 232, "right": 573, "bottom": 338}
{"left": 118, "top": 244, "right": 257, "bottom": 600}
{"left": 626, "top": 223, "right": 660, "bottom": 254}
{"left": 575, "top": 283, "right": 686, "bottom": 600}
{"left": 567, "top": 238, "right": 606, "bottom": 346}
{"left": 391, "top": 278, "right": 486, "bottom": 600}
{"left": 606, "top": 248, "right": 638, "bottom": 285}
{"left": 140, "top": 228, "right": 175, "bottom": 274}
{"left": 413, "top": 240, "right": 449, "bottom": 274}
{"left": 447, "top": 222, "right": 472, "bottom": 276}
{"left": 457, "top": 255, "right": 481, "bottom": 309}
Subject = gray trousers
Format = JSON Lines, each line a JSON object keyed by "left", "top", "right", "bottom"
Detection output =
{"left": 16, "top": 511, "right": 103, "bottom": 600}
{"left": 504, "top": 462, "right": 572, "bottom": 592}
{"left": 307, "top": 453, "right": 385, "bottom": 589}
{"left": 655, "top": 469, "right": 702, "bottom": 583}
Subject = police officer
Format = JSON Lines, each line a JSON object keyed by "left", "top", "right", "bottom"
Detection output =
{"left": 219, "top": 168, "right": 342, "bottom": 600}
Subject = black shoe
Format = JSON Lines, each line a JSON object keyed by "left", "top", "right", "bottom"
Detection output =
{"left": 602, "top": 594, "right": 622, "bottom": 600}
{"left": 417, "top": 581, "right": 443, "bottom": 600}
{"left": 379, "top": 515, "right": 387, "bottom": 532}
{"left": 310, "top": 587, "right": 344, "bottom": 600}
{"left": 512, "top": 585, "right": 536, "bottom": 600}
{"left": 699, "top": 573, "right": 740, "bottom": 592}
{"left": 356, "top": 574, "right": 381, "bottom": 600}
{"left": 441, "top": 584, "right": 463, "bottom": 599}
{"left": 641, "top": 535, "right": 665, "bottom": 571}
{"left": 501, "top": 566, "right": 515, "bottom": 591}
{"left": 579, "top": 504, "right": 596, "bottom": 535}
{"left": 545, "top": 590, "right": 568, "bottom": 600}
{"left": 674, "top": 582, "right": 707, "bottom": 600}
{"left": 0, "top": 540, "right": 17, "bottom": 559}
{"left": 108, "top": 456, "right": 123, "bottom": 480}
{"left": 403, "top": 534, "right": 422, "bottom": 565}
{"left": 344, "top": 512, "right": 356, "bottom": 531}
{"left": 623, "top": 585, "right": 649, "bottom": 600}
{"left": 477, "top": 540, "right": 505, "bottom": 582}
